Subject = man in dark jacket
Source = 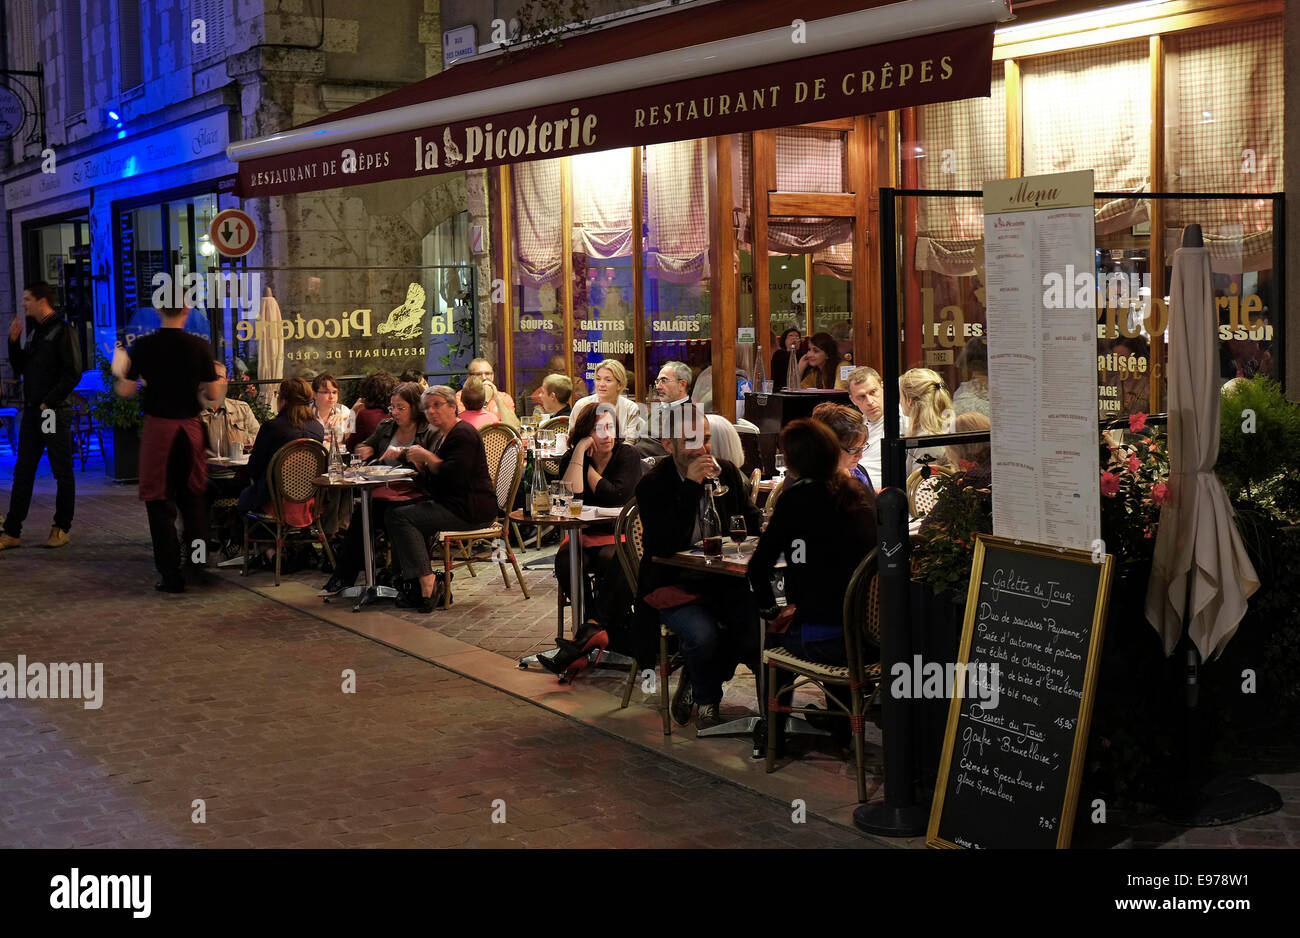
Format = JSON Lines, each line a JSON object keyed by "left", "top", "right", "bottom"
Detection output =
{"left": 1, "top": 283, "right": 82, "bottom": 551}
{"left": 635, "top": 403, "right": 761, "bottom": 734}
{"left": 385, "top": 385, "right": 497, "bottom": 613}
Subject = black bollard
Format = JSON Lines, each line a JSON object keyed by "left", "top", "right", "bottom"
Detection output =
{"left": 854, "top": 486, "right": 929, "bottom": 837}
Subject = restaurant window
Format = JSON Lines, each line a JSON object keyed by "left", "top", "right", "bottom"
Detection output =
{"left": 422, "top": 210, "right": 477, "bottom": 383}
{"left": 572, "top": 149, "right": 635, "bottom": 396}
{"left": 643, "top": 139, "right": 711, "bottom": 392}
{"left": 116, "top": 192, "right": 239, "bottom": 352}
{"left": 509, "top": 159, "right": 567, "bottom": 408}
{"left": 1164, "top": 21, "right": 1282, "bottom": 383}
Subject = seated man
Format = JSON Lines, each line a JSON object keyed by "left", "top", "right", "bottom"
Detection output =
{"left": 530, "top": 373, "right": 573, "bottom": 419}
{"left": 200, "top": 361, "right": 261, "bottom": 550}
{"left": 199, "top": 361, "right": 261, "bottom": 457}
{"left": 458, "top": 376, "right": 500, "bottom": 431}
{"left": 385, "top": 385, "right": 498, "bottom": 613}
{"left": 456, "top": 358, "right": 519, "bottom": 428}
{"left": 635, "top": 403, "right": 761, "bottom": 734}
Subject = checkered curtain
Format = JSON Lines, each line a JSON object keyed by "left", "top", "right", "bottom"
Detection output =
{"left": 769, "top": 128, "right": 851, "bottom": 256}
{"left": 571, "top": 150, "right": 633, "bottom": 260}
{"left": 813, "top": 238, "right": 854, "bottom": 280}
{"left": 646, "top": 138, "right": 710, "bottom": 283}
{"left": 1022, "top": 40, "right": 1151, "bottom": 236}
{"left": 512, "top": 159, "right": 564, "bottom": 287}
{"left": 734, "top": 133, "right": 752, "bottom": 248}
{"left": 1164, "top": 20, "right": 1282, "bottom": 272}
{"left": 914, "top": 73, "right": 1005, "bottom": 275}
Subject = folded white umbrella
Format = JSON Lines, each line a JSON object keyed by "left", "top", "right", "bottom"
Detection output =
{"left": 1144, "top": 241, "right": 1259, "bottom": 661}
{"left": 257, "top": 286, "right": 285, "bottom": 412}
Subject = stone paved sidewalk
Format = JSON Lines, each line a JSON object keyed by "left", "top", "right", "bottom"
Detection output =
{"left": 2, "top": 460, "right": 1296, "bottom": 848}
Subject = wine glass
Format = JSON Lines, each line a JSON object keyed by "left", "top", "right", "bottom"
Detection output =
{"left": 774, "top": 453, "right": 786, "bottom": 479}
{"left": 729, "top": 515, "right": 747, "bottom": 556}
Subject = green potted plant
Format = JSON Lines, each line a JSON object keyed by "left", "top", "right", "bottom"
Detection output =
{"left": 89, "top": 354, "right": 144, "bottom": 483}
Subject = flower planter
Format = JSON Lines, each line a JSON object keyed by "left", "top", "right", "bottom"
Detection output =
{"left": 909, "top": 579, "right": 967, "bottom": 789}
{"left": 103, "top": 428, "right": 140, "bottom": 483}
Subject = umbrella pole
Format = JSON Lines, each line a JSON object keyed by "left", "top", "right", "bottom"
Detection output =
{"left": 1162, "top": 579, "right": 1281, "bottom": 827}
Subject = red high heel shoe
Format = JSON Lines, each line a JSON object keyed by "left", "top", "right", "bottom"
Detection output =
{"left": 558, "top": 647, "right": 606, "bottom": 684}
{"left": 538, "top": 622, "right": 609, "bottom": 681}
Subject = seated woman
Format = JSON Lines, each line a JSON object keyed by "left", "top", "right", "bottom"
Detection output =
{"left": 458, "top": 376, "right": 500, "bottom": 431}
{"left": 747, "top": 419, "right": 877, "bottom": 747}
{"left": 237, "top": 377, "right": 324, "bottom": 520}
{"left": 569, "top": 358, "right": 647, "bottom": 441}
{"left": 347, "top": 370, "right": 398, "bottom": 450}
{"left": 811, "top": 401, "right": 873, "bottom": 490}
{"left": 920, "top": 412, "right": 991, "bottom": 535}
{"left": 705, "top": 414, "right": 745, "bottom": 472}
{"left": 797, "top": 332, "right": 841, "bottom": 389}
{"left": 541, "top": 404, "right": 643, "bottom": 673}
{"left": 319, "top": 382, "right": 438, "bottom": 597}
{"left": 900, "top": 366, "right": 954, "bottom": 476}
{"left": 384, "top": 386, "right": 498, "bottom": 613}
{"left": 771, "top": 327, "right": 802, "bottom": 391}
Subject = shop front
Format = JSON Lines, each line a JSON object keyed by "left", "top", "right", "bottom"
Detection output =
{"left": 3, "top": 107, "right": 241, "bottom": 373}
{"left": 227, "top": 0, "right": 1006, "bottom": 418}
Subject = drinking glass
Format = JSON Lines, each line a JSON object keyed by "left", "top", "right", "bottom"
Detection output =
{"left": 729, "top": 515, "right": 747, "bottom": 556}
{"left": 548, "top": 481, "right": 565, "bottom": 515}
{"left": 774, "top": 453, "right": 786, "bottom": 479}
{"left": 568, "top": 498, "right": 583, "bottom": 518}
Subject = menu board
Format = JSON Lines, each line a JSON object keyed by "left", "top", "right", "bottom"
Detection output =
{"left": 983, "top": 171, "right": 1101, "bottom": 551}
{"left": 928, "top": 535, "right": 1113, "bottom": 850}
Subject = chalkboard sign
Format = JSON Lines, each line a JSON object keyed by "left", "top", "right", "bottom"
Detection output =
{"left": 928, "top": 534, "right": 1114, "bottom": 849}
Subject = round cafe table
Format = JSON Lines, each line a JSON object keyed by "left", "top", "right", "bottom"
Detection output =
{"left": 508, "top": 508, "right": 592, "bottom": 631}
{"left": 314, "top": 473, "right": 405, "bottom": 612}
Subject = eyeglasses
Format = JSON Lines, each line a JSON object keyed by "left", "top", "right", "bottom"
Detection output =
{"left": 843, "top": 443, "right": 868, "bottom": 457}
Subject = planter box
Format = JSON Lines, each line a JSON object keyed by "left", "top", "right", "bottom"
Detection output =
{"left": 909, "top": 579, "right": 967, "bottom": 788}
{"left": 103, "top": 428, "right": 140, "bottom": 483}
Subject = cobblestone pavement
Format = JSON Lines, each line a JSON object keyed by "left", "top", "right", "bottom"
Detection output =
{"left": 0, "top": 465, "right": 871, "bottom": 848}
{"left": 3, "top": 463, "right": 1296, "bottom": 848}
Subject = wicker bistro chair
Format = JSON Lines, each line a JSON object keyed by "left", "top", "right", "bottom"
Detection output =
{"left": 478, "top": 423, "right": 527, "bottom": 552}
{"left": 539, "top": 414, "right": 570, "bottom": 434}
{"left": 430, "top": 431, "right": 530, "bottom": 609}
{"left": 614, "top": 499, "right": 686, "bottom": 735}
{"left": 242, "top": 438, "right": 336, "bottom": 586}
{"left": 905, "top": 463, "right": 954, "bottom": 518}
{"left": 763, "top": 548, "right": 881, "bottom": 803}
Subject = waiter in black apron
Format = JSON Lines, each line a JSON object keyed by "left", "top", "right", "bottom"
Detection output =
{"left": 114, "top": 305, "right": 220, "bottom": 592}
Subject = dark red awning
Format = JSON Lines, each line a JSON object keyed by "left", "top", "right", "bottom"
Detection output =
{"left": 231, "top": 0, "right": 1002, "bottom": 197}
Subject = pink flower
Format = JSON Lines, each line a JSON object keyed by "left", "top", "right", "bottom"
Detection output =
{"left": 959, "top": 459, "right": 976, "bottom": 471}
{"left": 1128, "top": 454, "right": 1140, "bottom": 474}
{"left": 1100, "top": 472, "right": 1120, "bottom": 496}
{"left": 1129, "top": 412, "right": 1148, "bottom": 432}
{"left": 1152, "top": 482, "right": 1169, "bottom": 505}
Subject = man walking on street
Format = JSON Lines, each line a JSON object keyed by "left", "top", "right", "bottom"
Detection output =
{"left": 115, "top": 305, "right": 220, "bottom": 592}
{"left": 0, "top": 282, "right": 82, "bottom": 552}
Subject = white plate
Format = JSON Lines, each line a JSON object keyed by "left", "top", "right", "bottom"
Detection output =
{"left": 360, "top": 466, "right": 416, "bottom": 480}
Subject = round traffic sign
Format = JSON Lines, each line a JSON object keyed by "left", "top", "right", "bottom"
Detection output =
{"left": 209, "top": 208, "right": 258, "bottom": 258}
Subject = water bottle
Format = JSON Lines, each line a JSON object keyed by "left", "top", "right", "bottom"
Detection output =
{"left": 328, "top": 430, "right": 343, "bottom": 482}
{"left": 531, "top": 443, "right": 552, "bottom": 516}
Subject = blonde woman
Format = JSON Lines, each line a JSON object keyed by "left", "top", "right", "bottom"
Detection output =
{"left": 900, "top": 367, "right": 953, "bottom": 475}
{"left": 569, "top": 359, "right": 646, "bottom": 441}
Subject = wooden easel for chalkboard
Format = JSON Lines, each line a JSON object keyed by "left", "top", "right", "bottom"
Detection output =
{"left": 927, "top": 535, "right": 1114, "bottom": 849}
